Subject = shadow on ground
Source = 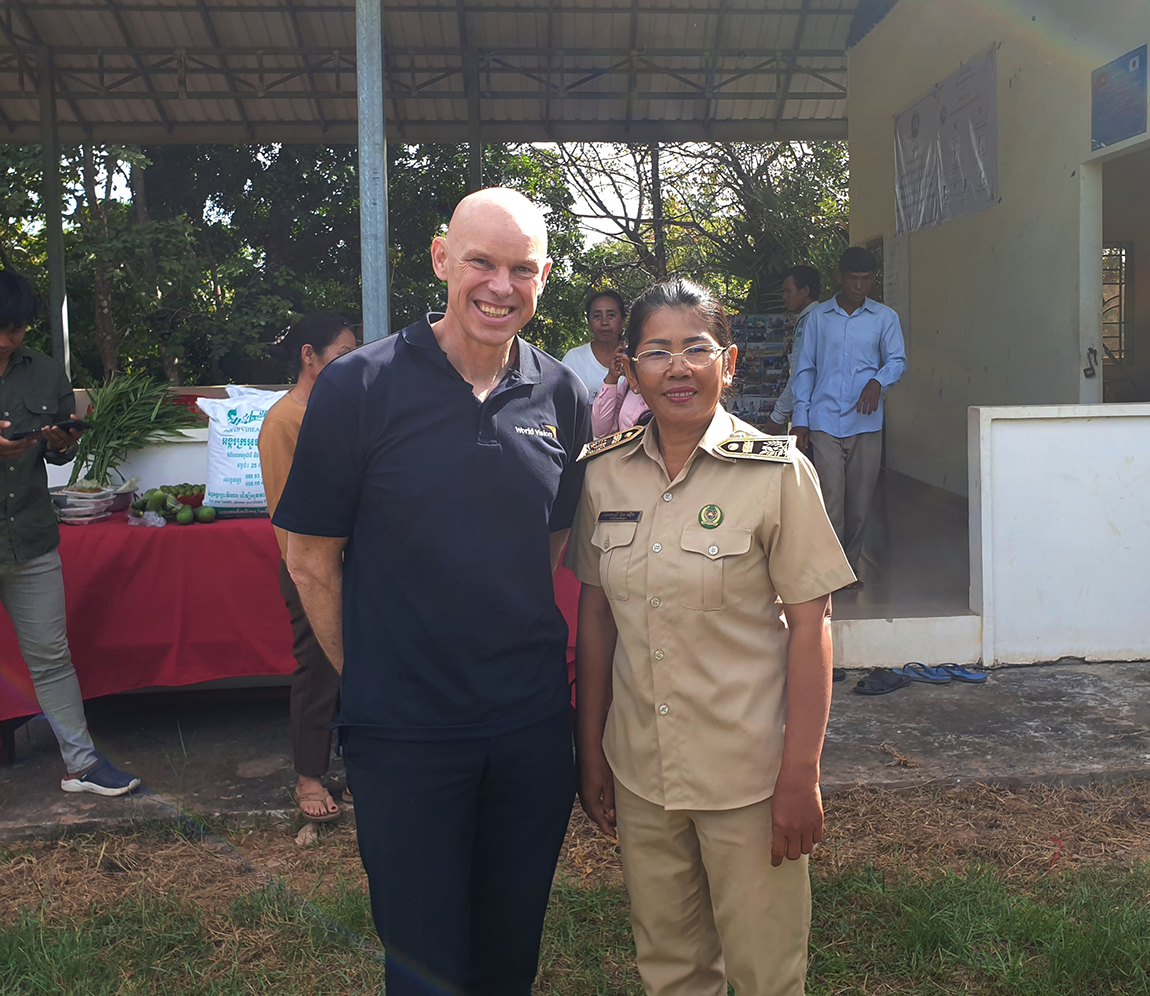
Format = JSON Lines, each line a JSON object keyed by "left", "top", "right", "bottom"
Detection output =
{"left": 2, "top": 661, "right": 1149, "bottom": 839}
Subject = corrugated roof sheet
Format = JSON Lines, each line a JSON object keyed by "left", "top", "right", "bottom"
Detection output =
{"left": 0, "top": 0, "right": 855, "bottom": 142}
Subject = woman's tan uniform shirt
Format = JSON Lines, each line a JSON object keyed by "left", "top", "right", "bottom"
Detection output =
{"left": 566, "top": 407, "right": 854, "bottom": 812}
{"left": 258, "top": 392, "right": 306, "bottom": 560}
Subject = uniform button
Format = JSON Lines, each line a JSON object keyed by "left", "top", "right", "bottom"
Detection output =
{"left": 658, "top": 704, "right": 670, "bottom": 716}
{"left": 653, "top": 649, "right": 665, "bottom": 660}
{"left": 708, "top": 544, "right": 719, "bottom": 556}
{"left": 662, "top": 492, "right": 673, "bottom": 502}
{"left": 650, "top": 597, "right": 661, "bottom": 608}
{"left": 7, "top": 493, "right": 12, "bottom": 498}
{"left": 7, "top": 466, "right": 13, "bottom": 471}
{"left": 652, "top": 543, "right": 662, "bottom": 553}
{"left": 41, "top": 405, "right": 47, "bottom": 410}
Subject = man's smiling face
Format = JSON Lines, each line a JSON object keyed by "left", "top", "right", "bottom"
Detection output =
{"left": 431, "top": 195, "right": 552, "bottom": 350}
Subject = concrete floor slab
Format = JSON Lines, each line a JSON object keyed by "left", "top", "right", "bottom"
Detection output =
{"left": 1, "top": 662, "right": 1148, "bottom": 840}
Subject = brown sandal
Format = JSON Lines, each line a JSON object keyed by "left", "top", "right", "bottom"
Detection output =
{"left": 294, "top": 786, "right": 341, "bottom": 823}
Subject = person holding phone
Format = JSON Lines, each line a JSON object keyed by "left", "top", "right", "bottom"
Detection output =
{"left": 0, "top": 271, "right": 139, "bottom": 796}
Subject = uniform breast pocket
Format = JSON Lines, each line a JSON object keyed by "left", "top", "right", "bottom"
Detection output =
{"left": 591, "top": 520, "right": 638, "bottom": 601}
{"left": 679, "top": 526, "right": 753, "bottom": 610}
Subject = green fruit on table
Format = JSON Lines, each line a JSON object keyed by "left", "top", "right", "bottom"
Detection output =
{"left": 194, "top": 505, "right": 217, "bottom": 523}
{"left": 176, "top": 505, "right": 195, "bottom": 525}
{"left": 145, "top": 492, "right": 166, "bottom": 512}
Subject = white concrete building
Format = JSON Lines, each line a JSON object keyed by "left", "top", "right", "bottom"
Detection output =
{"left": 845, "top": 0, "right": 1150, "bottom": 665}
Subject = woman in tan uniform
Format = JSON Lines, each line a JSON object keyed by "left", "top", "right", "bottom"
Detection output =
{"left": 566, "top": 279, "right": 855, "bottom": 996}
{"left": 259, "top": 313, "right": 357, "bottom": 821}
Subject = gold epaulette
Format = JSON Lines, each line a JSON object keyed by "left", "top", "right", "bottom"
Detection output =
{"left": 715, "top": 434, "right": 793, "bottom": 463}
{"left": 577, "top": 424, "right": 646, "bottom": 462}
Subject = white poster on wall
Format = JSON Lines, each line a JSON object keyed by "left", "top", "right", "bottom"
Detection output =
{"left": 895, "top": 45, "right": 998, "bottom": 235}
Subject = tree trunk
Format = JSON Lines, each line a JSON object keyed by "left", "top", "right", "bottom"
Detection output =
{"left": 82, "top": 145, "right": 119, "bottom": 376}
{"left": 94, "top": 264, "right": 117, "bottom": 376}
{"left": 649, "top": 142, "right": 667, "bottom": 280}
{"left": 131, "top": 156, "right": 182, "bottom": 384}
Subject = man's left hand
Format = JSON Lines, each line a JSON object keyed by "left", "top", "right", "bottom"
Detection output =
{"left": 770, "top": 773, "right": 824, "bottom": 867}
{"left": 855, "top": 379, "right": 882, "bottom": 415}
{"left": 40, "top": 416, "right": 86, "bottom": 453}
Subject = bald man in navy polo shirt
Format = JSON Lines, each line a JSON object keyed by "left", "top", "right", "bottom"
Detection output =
{"left": 274, "top": 189, "right": 591, "bottom": 996}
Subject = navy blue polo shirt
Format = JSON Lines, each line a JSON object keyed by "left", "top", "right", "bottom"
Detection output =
{"left": 272, "top": 314, "right": 591, "bottom": 739}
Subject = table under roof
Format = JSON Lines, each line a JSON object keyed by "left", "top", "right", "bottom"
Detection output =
{"left": 0, "top": 0, "right": 866, "bottom": 144}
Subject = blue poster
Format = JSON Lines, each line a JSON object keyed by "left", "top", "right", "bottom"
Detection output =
{"left": 1092, "top": 45, "right": 1147, "bottom": 151}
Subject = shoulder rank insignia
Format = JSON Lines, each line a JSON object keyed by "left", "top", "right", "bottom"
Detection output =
{"left": 577, "top": 424, "right": 646, "bottom": 462}
{"left": 715, "top": 435, "right": 793, "bottom": 463}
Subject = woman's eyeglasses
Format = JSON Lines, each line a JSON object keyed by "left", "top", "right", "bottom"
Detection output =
{"left": 632, "top": 344, "right": 729, "bottom": 373}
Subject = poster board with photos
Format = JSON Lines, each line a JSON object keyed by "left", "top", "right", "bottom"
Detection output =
{"left": 728, "top": 311, "right": 798, "bottom": 430}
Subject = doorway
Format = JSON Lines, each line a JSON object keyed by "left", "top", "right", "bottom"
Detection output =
{"left": 1101, "top": 147, "right": 1150, "bottom": 401}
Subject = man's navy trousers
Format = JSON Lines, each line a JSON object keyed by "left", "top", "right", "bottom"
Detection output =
{"left": 344, "top": 709, "right": 575, "bottom": 996}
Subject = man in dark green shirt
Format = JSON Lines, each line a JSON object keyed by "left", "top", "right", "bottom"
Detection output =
{"left": 0, "top": 272, "right": 139, "bottom": 796}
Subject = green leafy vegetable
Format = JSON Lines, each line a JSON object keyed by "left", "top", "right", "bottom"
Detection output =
{"left": 68, "top": 372, "right": 203, "bottom": 486}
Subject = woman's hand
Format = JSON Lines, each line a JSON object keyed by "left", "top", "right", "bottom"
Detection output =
{"left": 770, "top": 770, "right": 823, "bottom": 866}
{"left": 578, "top": 746, "right": 617, "bottom": 838}
{"left": 603, "top": 343, "right": 628, "bottom": 386}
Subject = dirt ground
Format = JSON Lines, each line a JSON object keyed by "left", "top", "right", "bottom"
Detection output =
{"left": 4, "top": 780, "right": 1148, "bottom": 923}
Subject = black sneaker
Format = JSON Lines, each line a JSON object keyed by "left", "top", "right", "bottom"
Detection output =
{"left": 61, "top": 758, "right": 141, "bottom": 797}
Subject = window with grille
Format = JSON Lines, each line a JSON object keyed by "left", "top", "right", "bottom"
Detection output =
{"left": 1102, "top": 246, "right": 1128, "bottom": 362}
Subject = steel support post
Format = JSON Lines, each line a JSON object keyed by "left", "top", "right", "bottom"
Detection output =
{"left": 356, "top": 0, "right": 390, "bottom": 342}
{"left": 468, "top": 139, "right": 483, "bottom": 192}
{"left": 37, "top": 48, "right": 69, "bottom": 370}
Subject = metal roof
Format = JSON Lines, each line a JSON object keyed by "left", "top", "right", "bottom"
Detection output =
{"left": 1, "top": 0, "right": 859, "bottom": 143}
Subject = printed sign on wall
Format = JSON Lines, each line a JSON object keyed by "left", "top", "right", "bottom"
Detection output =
{"left": 894, "top": 45, "right": 998, "bottom": 235}
{"left": 1092, "top": 45, "right": 1148, "bottom": 151}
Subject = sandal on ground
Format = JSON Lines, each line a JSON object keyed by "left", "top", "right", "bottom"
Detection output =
{"left": 853, "top": 668, "right": 913, "bottom": 695}
{"left": 339, "top": 786, "right": 353, "bottom": 806}
{"left": 892, "top": 662, "right": 952, "bottom": 684}
{"left": 294, "top": 785, "right": 341, "bottom": 822}
{"left": 939, "top": 664, "right": 989, "bottom": 684}
{"left": 832, "top": 668, "right": 847, "bottom": 682}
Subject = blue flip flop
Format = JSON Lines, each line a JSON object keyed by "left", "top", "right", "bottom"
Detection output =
{"left": 892, "top": 662, "right": 952, "bottom": 684}
{"left": 939, "top": 664, "right": 989, "bottom": 684}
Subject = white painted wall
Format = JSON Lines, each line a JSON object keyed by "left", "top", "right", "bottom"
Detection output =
{"left": 969, "top": 403, "right": 1150, "bottom": 664}
{"left": 47, "top": 429, "right": 209, "bottom": 492}
{"left": 849, "top": 0, "right": 1150, "bottom": 494}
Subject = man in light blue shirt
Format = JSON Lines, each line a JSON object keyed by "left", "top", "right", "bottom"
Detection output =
{"left": 790, "top": 246, "right": 906, "bottom": 585}
{"left": 767, "top": 264, "right": 822, "bottom": 432}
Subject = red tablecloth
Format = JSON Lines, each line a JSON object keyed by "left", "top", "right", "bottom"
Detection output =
{"left": 0, "top": 515, "right": 583, "bottom": 722}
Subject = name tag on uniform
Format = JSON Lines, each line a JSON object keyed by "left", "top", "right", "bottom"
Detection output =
{"left": 598, "top": 510, "right": 643, "bottom": 523}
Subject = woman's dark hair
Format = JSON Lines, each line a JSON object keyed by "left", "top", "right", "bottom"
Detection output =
{"left": 624, "top": 278, "right": 732, "bottom": 358}
{"left": 267, "top": 312, "right": 353, "bottom": 376}
{"left": 0, "top": 271, "right": 40, "bottom": 331}
{"left": 585, "top": 289, "right": 626, "bottom": 319}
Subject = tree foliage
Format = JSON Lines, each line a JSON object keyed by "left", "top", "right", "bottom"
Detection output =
{"left": 558, "top": 141, "right": 849, "bottom": 312}
{"left": 0, "top": 139, "right": 849, "bottom": 384}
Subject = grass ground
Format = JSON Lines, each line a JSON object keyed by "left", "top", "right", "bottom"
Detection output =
{"left": 2, "top": 781, "right": 1148, "bottom": 995}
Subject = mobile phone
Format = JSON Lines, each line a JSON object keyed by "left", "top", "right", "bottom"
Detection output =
{"left": 5, "top": 419, "right": 93, "bottom": 441}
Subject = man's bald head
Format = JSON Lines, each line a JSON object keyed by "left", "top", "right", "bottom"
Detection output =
{"left": 446, "top": 188, "right": 549, "bottom": 254}
{"left": 431, "top": 187, "right": 553, "bottom": 347}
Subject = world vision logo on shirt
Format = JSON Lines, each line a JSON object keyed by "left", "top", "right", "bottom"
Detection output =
{"left": 515, "top": 425, "right": 558, "bottom": 438}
